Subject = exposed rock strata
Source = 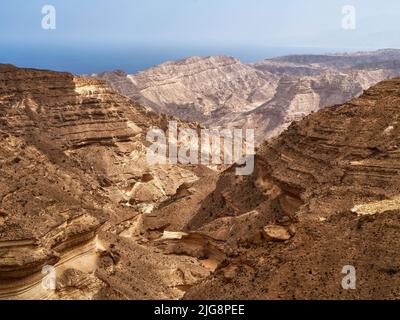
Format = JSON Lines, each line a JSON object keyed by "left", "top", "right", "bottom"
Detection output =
{"left": 0, "top": 65, "right": 215, "bottom": 299}
{"left": 185, "top": 78, "right": 400, "bottom": 300}
{"left": 4, "top": 64, "right": 400, "bottom": 300}
{"left": 97, "top": 49, "right": 400, "bottom": 144}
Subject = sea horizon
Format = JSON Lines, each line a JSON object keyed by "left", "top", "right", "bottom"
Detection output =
{"left": 0, "top": 43, "right": 384, "bottom": 75}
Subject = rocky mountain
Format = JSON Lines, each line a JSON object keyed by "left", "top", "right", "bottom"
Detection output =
{"left": 97, "top": 49, "right": 400, "bottom": 143}
{"left": 3, "top": 64, "right": 400, "bottom": 300}
{"left": 184, "top": 78, "right": 400, "bottom": 300}
{"left": 96, "top": 56, "right": 279, "bottom": 124}
{"left": 0, "top": 64, "right": 216, "bottom": 299}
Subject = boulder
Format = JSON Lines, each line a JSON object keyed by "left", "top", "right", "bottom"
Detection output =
{"left": 263, "top": 225, "right": 292, "bottom": 242}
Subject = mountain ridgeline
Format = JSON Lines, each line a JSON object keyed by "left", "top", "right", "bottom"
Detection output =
{"left": 96, "top": 49, "right": 400, "bottom": 144}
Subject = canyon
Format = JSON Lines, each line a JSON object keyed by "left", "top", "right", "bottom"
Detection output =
{"left": 2, "top": 50, "right": 400, "bottom": 300}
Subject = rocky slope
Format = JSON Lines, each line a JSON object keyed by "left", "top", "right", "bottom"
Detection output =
{"left": 0, "top": 133, "right": 106, "bottom": 299}
{"left": 0, "top": 64, "right": 216, "bottom": 299}
{"left": 97, "top": 56, "right": 279, "bottom": 124}
{"left": 0, "top": 64, "right": 201, "bottom": 213}
{"left": 97, "top": 49, "right": 400, "bottom": 144}
{"left": 184, "top": 78, "right": 400, "bottom": 300}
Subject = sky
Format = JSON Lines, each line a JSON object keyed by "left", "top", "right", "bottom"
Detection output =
{"left": 0, "top": 0, "right": 400, "bottom": 73}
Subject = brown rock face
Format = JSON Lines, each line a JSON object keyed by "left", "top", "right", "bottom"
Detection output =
{"left": 0, "top": 65, "right": 215, "bottom": 299}
{"left": 184, "top": 78, "right": 400, "bottom": 300}
{"left": 0, "top": 65, "right": 201, "bottom": 211}
{"left": 0, "top": 130, "right": 107, "bottom": 299}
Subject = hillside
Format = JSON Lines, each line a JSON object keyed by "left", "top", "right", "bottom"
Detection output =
{"left": 0, "top": 65, "right": 216, "bottom": 299}
{"left": 185, "top": 78, "right": 400, "bottom": 299}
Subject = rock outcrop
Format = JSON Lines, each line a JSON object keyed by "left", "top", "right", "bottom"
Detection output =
{"left": 0, "top": 65, "right": 215, "bottom": 299}
{"left": 0, "top": 64, "right": 200, "bottom": 213}
{"left": 184, "top": 78, "right": 400, "bottom": 300}
{"left": 0, "top": 134, "right": 106, "bottom": 299}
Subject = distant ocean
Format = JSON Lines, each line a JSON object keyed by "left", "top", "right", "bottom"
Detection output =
{"left": 0, "top": 44, "right": 376, "bottom": 75}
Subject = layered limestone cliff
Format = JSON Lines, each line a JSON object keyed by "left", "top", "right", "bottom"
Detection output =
{"left": 97, "top": 49, "right": 400, "bottom": 144}
{"left": 0, "top": 134, "right": 106, "bottom": 299}
{"left": 97, "top": 55, "right": 279, "bottom": 127}
{"left": 0, "top": 65, "right": 212, "bottom": 299}
{"left": 185, "top": 78, "right": 400, "bottom": 300}
{"left": 0, "top": 64, "right": 200, "bottom": 213}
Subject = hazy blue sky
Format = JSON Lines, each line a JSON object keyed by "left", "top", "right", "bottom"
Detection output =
{"left": 0, "top": 0, "right": 399, "bottom": 73}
